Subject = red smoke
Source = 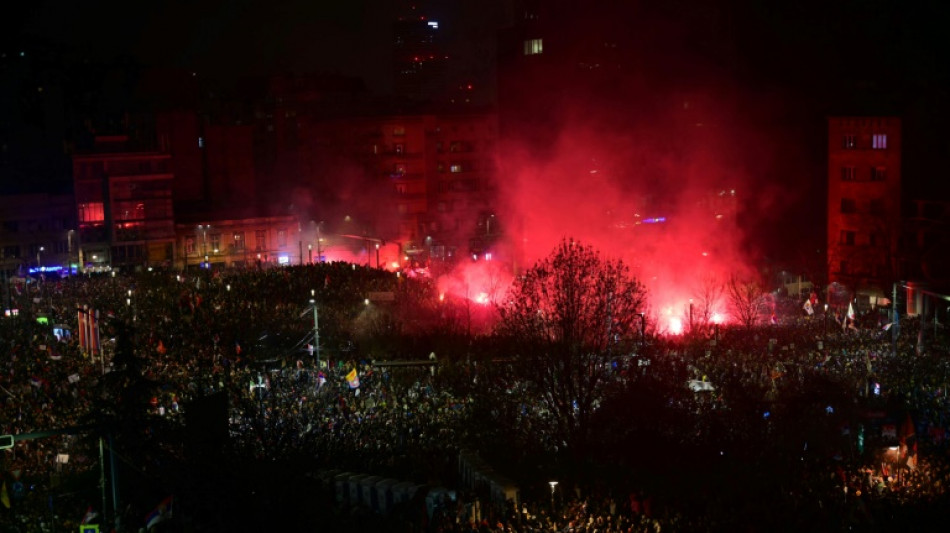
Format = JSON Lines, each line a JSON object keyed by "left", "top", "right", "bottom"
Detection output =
{"left": 466, "top": 88, "right": 771, "bottom": 334}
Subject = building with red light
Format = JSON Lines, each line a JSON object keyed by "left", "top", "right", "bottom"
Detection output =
{"left": 827, "top": 117, "right": 901, "bottom": 297}
{"left": 394, "top": 6, "right": 448, "bottom": 104}
{"left": 72, "top": 135, "right": 176, "bottom": 270}
{"left": 302, "top": 111, "right": 498, "bottom": 267}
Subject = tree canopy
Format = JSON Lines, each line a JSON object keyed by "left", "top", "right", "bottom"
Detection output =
{"left": 492, "top": 239, "right": 647, "bottom": 455}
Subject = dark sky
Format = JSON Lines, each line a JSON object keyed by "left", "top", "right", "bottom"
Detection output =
{"left": 5, "top": 0, "right": 509, "bottom": 93}
{"left": 6, "top": 0, "right": 948, "bottom": 98}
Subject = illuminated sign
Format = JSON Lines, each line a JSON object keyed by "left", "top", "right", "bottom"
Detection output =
{"left": 278, "top": 255, "right": 290, "bottom": 265}
{"left": 28, "top": 265, "right": 63, "bottom": 274}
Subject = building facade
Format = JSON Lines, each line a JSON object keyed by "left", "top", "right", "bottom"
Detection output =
{"left": 72, "top": 135, "right": 176, "bottom": 270}
{"left": 302, "top": 111, "right": 498, "bottom": 267}
{"left": 827, "top": 117, "right": 901, "bottom": 296}
{"left": 175, "top": 215, "right": 300, "bottom": 270}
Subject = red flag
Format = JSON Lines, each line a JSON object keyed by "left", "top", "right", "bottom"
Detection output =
{"left": 77, "top": 308, "right": 87, "bottom": 352}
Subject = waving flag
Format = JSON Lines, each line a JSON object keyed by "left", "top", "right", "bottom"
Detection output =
{"left": 145, "top": 495, "right": 173, "bottom": 530}
{"left": 81, "top": 506, "right": 98, "bottom": 524}
{"left": 345, "top": 368, "right": 360, "bottom": 389}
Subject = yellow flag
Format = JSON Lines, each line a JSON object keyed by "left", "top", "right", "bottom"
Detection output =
{"left": 1, "top": 481, "right": 10, "bottom": 509}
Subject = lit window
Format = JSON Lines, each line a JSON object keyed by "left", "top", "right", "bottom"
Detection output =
{"left": 842, "top": 134, "right": 856, "bottom": 149}
{"left": 198, "top": 136, "right": 204, "bottom": 148}
{"left": 841, "top": 167, "right": 856, "bottom": 181}
{"left": 395, "top": 143, "right": 404, "bottom": 154}
{"left": 78, "top": 202, "right": 105, "bottom": 223}
{"left": 393, "top": 126, "right": 406, "bottom": 136}
{"left": 394, "top": 163, "right": 407, "bottom": 175}
{"left": 450, "top": 164, "right": 463, "bottom": 173}
{"left": 872, "top": 134, "right": 887, "bottom": 149}
{"left": 210, "top": 234, "right": 221, "bottom": 252}
{"left": 185, "top": 238, "right": 195, "bottom": 255}
{"left": 524, "top": 38, "right": 543, "bottom": 55}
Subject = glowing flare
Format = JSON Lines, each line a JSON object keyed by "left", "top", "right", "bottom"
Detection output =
{"left": 668, "top": 316, "right": 684, "bottom": 335}
{"left": 711, "top": 312, "right": 725, "bottom": 325}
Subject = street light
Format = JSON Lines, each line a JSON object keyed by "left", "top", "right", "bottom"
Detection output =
{"left": 636, "top": 312, "right": 646, "bottom": 348}
{"left": 37, "top": 246, "right": 45, "bottom": 268}
{"left": 548, "top": 481, "right": 558, "bottom": 511}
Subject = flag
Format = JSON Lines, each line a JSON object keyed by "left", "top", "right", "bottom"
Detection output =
{"left": 346, "top": 368, "right": 359, "bottom": 389}
{"left": 1, "top": 482, "right": 10, "bottom": 509}
{"left": 77, "top": 308, "right": 87, "bottom": 352}
{"left": 145, "top": 495, "right": 173, "bottom": 529}
{"left": 900, "top": 413, "right": 917, "bottom": 468}
{"left": 803, "top": 300, "right": 814, "bottom": 316}
{"left": 81, "top": 506, "right": 98, "bottom": 524}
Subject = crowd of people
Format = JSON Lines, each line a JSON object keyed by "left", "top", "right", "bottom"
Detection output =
{"left": 1, "top": 264, "right": 949, "bottom": 532}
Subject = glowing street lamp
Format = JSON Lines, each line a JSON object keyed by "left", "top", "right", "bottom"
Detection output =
{"left": 548, "top": 481, "right": 558, "bottom": 510}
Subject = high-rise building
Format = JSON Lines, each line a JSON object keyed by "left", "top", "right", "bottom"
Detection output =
{"left": 301, "top": 111, "right": 498, "bottom": 266}
{"left": 827, "top": 117, "right": 901, "bottom": 297}
{"left": 393, "top": 4, "right": 448, "bottom": 104}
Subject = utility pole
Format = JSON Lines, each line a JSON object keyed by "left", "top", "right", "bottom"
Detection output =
{"left": 310, "top": 298, "right": 320, "bottom": 368}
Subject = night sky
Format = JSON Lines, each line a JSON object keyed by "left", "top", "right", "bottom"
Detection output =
{"left": 4, "top": 0, "right": 510, "bottom": 92}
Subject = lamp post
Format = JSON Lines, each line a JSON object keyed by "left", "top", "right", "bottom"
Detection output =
{"left": 309, "top": 297, "right": 320, "bottom": 368}
{"left": 548, "top": 481, "right": 558, "bottom": 511}
{"left": 375, "top": 243, "right": 380, "bottom": 269}
{"left": 824, "top": 303, "right": 829, "bottom": 338}
{"left": 636, "top": 312, "right": 646, "bottom": 349}
{"left": 37, "top": 246, "right": 44, "bottom": 268}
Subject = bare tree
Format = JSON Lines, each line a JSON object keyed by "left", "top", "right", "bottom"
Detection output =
{"left": 494, "top": 239, "right": 647, "bottom": 453}
{"left": 692, "top": 275, "right": 725, "bottom": 333}
{"left": 727, "top": 274, "right": 767, "bottom": 328}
